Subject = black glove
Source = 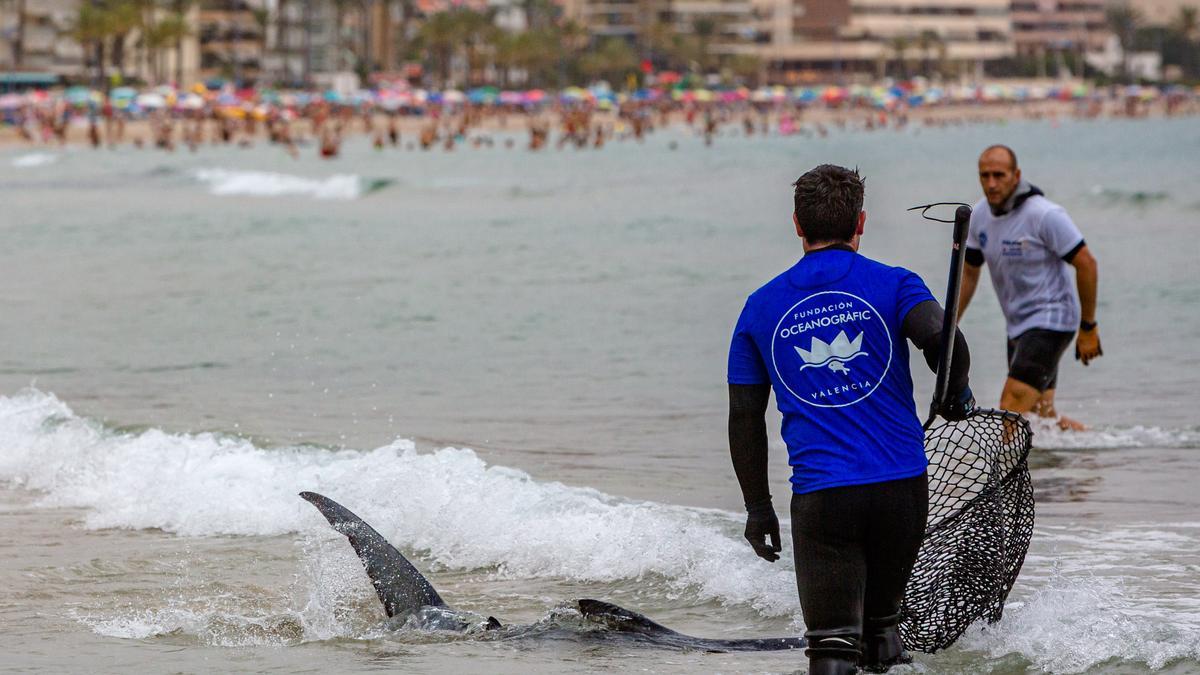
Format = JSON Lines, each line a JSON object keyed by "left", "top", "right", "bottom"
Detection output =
{"left": 744, "top": 497, "right": 782, "bottom": 562}
{"left": 937, "top": 385, "right": 975, "bottom": 422}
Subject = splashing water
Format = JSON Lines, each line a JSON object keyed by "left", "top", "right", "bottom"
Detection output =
{"left": 193, "top": 169, "right": 364, "bottom": 200}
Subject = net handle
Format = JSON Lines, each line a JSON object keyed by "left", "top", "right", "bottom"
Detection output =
{"left": 926, "top": 205, "right": 972, "bottom": 428}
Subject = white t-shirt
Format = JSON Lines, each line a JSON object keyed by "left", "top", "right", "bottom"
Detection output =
{"left": 967, "top": 194, "right": 1084, "bottom": 339}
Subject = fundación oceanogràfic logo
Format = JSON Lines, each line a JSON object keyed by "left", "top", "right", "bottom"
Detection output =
{"left": 770, "top": 291, "right": 893, "bottom": 408}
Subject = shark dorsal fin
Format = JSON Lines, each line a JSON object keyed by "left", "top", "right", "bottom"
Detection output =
{"left": 300, "top": 491, "right": 446, "bottom": 618}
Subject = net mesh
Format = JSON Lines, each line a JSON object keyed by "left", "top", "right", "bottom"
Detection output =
{"left": 899, "top": 408, "right": 1035, "bottom": 653}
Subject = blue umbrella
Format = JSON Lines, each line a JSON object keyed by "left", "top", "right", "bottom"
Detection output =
{"left": 64, "top": 86, "right": 92, "bottom": 105}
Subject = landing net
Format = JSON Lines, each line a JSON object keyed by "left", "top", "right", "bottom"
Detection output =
{"left": 900, "top": 408, "right": 1034, "bottom": 653}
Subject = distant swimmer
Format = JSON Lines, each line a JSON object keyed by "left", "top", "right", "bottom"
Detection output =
{"left": 959, "top": 145, "right": 1102, "bottom": 431}
{"left": 728, "top": 165, "right": 973, "bottom": 674}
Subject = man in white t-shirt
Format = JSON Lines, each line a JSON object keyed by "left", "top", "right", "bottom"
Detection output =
{"left": 958, "top": 145, "right": 1102, "bottom": 430}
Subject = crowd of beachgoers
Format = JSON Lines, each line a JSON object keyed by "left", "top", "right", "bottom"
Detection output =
{"left": 2, "top": 82, "right": 1197, "bottom": 155}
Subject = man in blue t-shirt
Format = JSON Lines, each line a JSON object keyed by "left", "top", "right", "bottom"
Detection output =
{"left": 728, "top": 165, "right": 974, "bottom": 675}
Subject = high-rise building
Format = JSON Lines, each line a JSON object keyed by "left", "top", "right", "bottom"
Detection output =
{"left": 197, "top": 0, "right": 266, "bottom": 85}
{"left": 0, "top": 1, "right": 86, "bottom": 77}
{"left": 750, "top": 0, "right": 1014, "bottom": 81}
{"left": 568, "top": 0, "right": 759, "bottom": 64}
{"left": 1010, "top": 0, "right": 1106, "bottom": 56}
{"left": 0, "top": 0, "right": 199, "bottom": 86}
{"left": 1135, "top": 0, "right": 1200, "bottom": 28}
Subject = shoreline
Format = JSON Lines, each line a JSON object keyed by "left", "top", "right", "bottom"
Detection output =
{"left": 3, "top": 98, "right": 1196, "bottom": 152}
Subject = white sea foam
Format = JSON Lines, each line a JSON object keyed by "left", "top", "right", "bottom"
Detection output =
{"left": 0, "top": 389, "right": 797, "bottom": 617}
{"left": 958, "top": 572, "right": 1200, "bottom": 673}
{"left": 1027, "top": 417, "right": 1200, "bottom": 450}
{"left": 11, "top": 152, "right": 58, "bottom": 168}
{"left": 193, "top": 168, "right": 362, "bottom": 200}
{"left": 5, "top": 389, "right": 1199, "bottom": 666}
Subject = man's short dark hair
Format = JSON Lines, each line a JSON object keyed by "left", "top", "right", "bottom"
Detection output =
{"left": 792, "top": 164, "right": 865, "bottom": 243}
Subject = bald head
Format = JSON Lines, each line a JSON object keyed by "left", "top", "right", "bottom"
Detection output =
{"left": 980, "top": 144, "right": 1018, "bottom": 171}
{"left": 979, "top": 145, "right": 1021, "bottom": 207}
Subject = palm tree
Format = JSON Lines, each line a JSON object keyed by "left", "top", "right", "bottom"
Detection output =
{"left": 419, "top": 10, "right": 463, "bottom": 87}
{"left": 1105, "top": 3, "right": 1142, "bottom": 82}
{"left": 145, "top": 12, "right": 189, "bottom": 84}
{"left": 640, "top": 19, "right": 677, "bottom": 70}
{"left": 1172, "top": 5, "right": 1198, "bottom": 41}
{"left": 73, "top": 3, "right": 112, "bottom": 88}
{"left": 104, "top": 0, "right": 145, "bottom": 83}
{"left": 1, "top": 0, "right": 28, "bottom": 68}
{"left": 889, "top": 36, "right": 910, "bottom": 79}
{"left": 578, "top": 37, "right": 638, "bottom": 84}
{"left": 727, "top": 53, "right": 762, "bottom": 86}
{"left": 692, "top": 16, "right": 718, "bottom": 74}
{"left": 917, "top": 29, "right": 940, "bottom": 78}
{"left": 170, "top": 0, "right": 193, "bottom": 86}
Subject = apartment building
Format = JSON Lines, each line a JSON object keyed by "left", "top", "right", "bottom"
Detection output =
{"left": 1010, "top": 0, "right": 1106, "bottom": 56}
{"left": 750, "top": 0, "right": 1014, "bottom": 80}
{"left": 0, "top": 0, "right": 86, "bottom": 76}
{"left": 198, "top": 0, "right": 266, "bottom": 84}
{"left": 1136, "top": 0, "right": 1200, "bottom": 27}
{"left": 0, "top": 0, "right": 199, "bottom": 85}
{"left": 570, "top": 0, "right": 758, "bottom": 60}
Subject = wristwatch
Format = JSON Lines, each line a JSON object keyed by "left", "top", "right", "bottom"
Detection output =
{"left": 1080, "top": 319, "right": 1097, "bottom": 331}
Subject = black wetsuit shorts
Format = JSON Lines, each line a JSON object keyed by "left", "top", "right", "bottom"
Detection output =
{"left": 1007, "top": 328, "right": 1074, "bottom": 392}
{"left": 790, "top": 474, "right": 928, "bottom": 660}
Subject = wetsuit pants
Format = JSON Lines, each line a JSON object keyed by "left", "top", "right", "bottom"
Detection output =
{"left": 791, "top": 474, "right": 928, "bottom": 666}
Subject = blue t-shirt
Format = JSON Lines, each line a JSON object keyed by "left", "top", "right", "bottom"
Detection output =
{"left": 728, "top": 248, "right": 934, "bottom": 494}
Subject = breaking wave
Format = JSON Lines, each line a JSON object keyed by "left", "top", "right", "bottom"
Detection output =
{"left": 193, "top": 169, "right": 367, "bottom": 200}
{"left": 3, "top": 389, "right": 1198, "bottom": 669}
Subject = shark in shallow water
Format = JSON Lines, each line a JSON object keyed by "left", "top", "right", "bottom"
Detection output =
{"left": 299, "top": 491, "right": 805, "bottom": 652}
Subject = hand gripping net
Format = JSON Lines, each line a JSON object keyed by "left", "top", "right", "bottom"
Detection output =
{"left": 899, "top": 408, "right": 1035, "bottom": 653}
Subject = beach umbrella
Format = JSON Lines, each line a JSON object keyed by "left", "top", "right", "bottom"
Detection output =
{"left": 821, "top": 86, "right": 846, "bottom": 103}
{"left": 441, "top": 89, "right": 465, "bottom": 104}
{"left": 657, "top": 70, "right": 682, "bottom": 85}
{"left": 377, "top": 90, "right": 403, "bottom": 111}
{"left": 180, "top": 93, "right": 205, "bottom": 110}
{"left": 468, "top": 86, "right": 499, "bottom": 104}
{"left": 108, "top": 90, "right": 132, "bottom": 109}
{"left": 560, "top": 86, "right": 588, "bottom": 102}
{"left": 523, "top": 89, "right": 546, "bottom": 103}
{"left": 323, "top": 89, "right": 342, "bottom": 103}
{"left": 64, "top": 86, "right": 92, "bottom": 106}
{"left": 136, "top": 92, "right": 167, "bottom": 109}
{"left": 0, "top": 93, "right": 24, "bottom": 109}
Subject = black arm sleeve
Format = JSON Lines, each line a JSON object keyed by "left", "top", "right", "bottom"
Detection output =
{"left": 902, "top": 299, "right": 970, "bottom": 395}
{"left": 728, "top": 383, "right": 773, "bottom": 512}
{"left": 965, "top": 247, "right": 984, "bottom": 267}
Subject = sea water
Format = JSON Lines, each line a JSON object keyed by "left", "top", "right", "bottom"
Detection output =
{"left": 1, "top": 117, "right": 1198, "bottom": 673}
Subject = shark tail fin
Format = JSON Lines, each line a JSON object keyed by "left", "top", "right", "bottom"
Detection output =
{"left": 576, "top": 599, "right": 806, "bottom": 652}
{"left": 300, "top": 491, "right": 446, "bottom": 618}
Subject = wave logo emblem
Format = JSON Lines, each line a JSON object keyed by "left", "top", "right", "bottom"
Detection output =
{"left": 794, "top": 331, "right": 866, "bottom": 375}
